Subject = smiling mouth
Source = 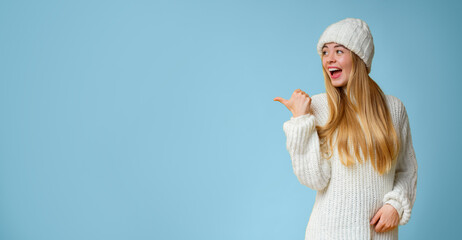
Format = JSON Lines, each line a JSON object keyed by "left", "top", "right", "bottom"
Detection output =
{"left": 329, "top": 69, "right": 342, "bottom": 78}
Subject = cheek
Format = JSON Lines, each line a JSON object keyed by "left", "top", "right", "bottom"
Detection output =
{"left": 340, "top": 61, "right": 352, "bottom": 75}
{"left": 343, "top": 70, "right": 351, "bottom": 80}
{"left": 345, "top": 65, "right": 352, "bottom": 76}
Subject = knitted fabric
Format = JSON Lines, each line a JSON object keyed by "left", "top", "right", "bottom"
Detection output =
{"left": 283, "top": 93, "right": 418, "bottom": 240}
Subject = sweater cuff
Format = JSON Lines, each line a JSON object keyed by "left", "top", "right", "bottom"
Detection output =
{"left": 385, "top": 199, "right": 404, "bottom": 219}
{"left": 383, "top": 190, "right": 411, "bottom": 225}
{"left": 290, "top": 113, "right": 313, "bottom": 121}
{"left": 285, "top": 113, "right": 315, "bottom": 130}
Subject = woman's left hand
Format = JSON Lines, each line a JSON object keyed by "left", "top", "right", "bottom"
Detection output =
{"left": 370, "top": 204, "right": 399, "bottom": 233}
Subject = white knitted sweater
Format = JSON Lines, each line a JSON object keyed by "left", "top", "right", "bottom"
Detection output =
{"left": 283, "top": 93, "right": 417, "bottom": 240}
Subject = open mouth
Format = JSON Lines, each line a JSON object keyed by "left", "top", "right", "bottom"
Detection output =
{"left": 329, "top": 68, "right": 342, "bottom": 78}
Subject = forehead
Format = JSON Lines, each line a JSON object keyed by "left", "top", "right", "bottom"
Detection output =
{"left": 322, "top": 42, "right": 347, "bottom": 49}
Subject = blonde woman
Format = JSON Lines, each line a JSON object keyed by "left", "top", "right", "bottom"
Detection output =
{"left": 274, "top": 18, "right": 418, "bottom": 239}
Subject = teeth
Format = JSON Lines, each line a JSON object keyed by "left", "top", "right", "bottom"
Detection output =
{"left": 329, "top": 68, "right": 341, "bottom": 72}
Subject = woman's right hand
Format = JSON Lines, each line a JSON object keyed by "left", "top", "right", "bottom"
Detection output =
{"left": 273, "top": 89, "right": 312, "bottom": 118}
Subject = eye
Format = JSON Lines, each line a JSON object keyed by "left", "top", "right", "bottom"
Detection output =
{"left": 336, "top": 50, "right": 343, "bottom": 54}
{"left": 322, "top": 51, "right": 327, "bottom": 55}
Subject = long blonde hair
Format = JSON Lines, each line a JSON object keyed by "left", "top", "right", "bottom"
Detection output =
{"left": 316, "top": 51, "right": 400, "bottom": 175}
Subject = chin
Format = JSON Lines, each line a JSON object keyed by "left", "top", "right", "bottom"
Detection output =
{"left": 331, "top": 79, "right": 347, "bottom": 88}
{"left": 331, "top": 82, "right": 344, "bottom": 88}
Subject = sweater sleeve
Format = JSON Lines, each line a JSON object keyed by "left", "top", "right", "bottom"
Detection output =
{"left": 282, "top": 113, "right": 331, "bottom": 191}
{"left": 382, "top": 102, "right": 418, "bottom": 226}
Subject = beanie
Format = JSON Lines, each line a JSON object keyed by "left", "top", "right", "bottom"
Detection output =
{"left": 317, "top": 18, "right": 374, "bottom": 73}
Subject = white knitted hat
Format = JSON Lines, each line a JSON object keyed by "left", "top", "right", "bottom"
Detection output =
{"left": 317, "top": 18, "right": 374, "bottom": 73}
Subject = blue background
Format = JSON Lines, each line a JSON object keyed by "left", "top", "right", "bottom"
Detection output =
{"left": 1, "top": 0, "right": 460, "bottom": 239}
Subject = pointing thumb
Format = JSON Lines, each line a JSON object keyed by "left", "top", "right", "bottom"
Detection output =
{"left": 273, "top": 97, "right": 286, "bottom": 104}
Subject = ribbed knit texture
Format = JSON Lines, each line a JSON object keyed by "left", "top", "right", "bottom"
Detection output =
{"left": 283, "top": 93, "right": 418, "bottom": 240}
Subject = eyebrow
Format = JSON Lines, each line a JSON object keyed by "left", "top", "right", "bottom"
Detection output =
{"left": 322, "top": 44, "right": 346, "bottom": 49}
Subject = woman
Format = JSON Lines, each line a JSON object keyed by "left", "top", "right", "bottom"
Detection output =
{"left": 273, "top": 18, "right": 418, "bottom": 239}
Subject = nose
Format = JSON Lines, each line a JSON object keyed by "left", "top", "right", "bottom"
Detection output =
{"left": 325, "top": 53, "right": 336, "bottom": 63}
